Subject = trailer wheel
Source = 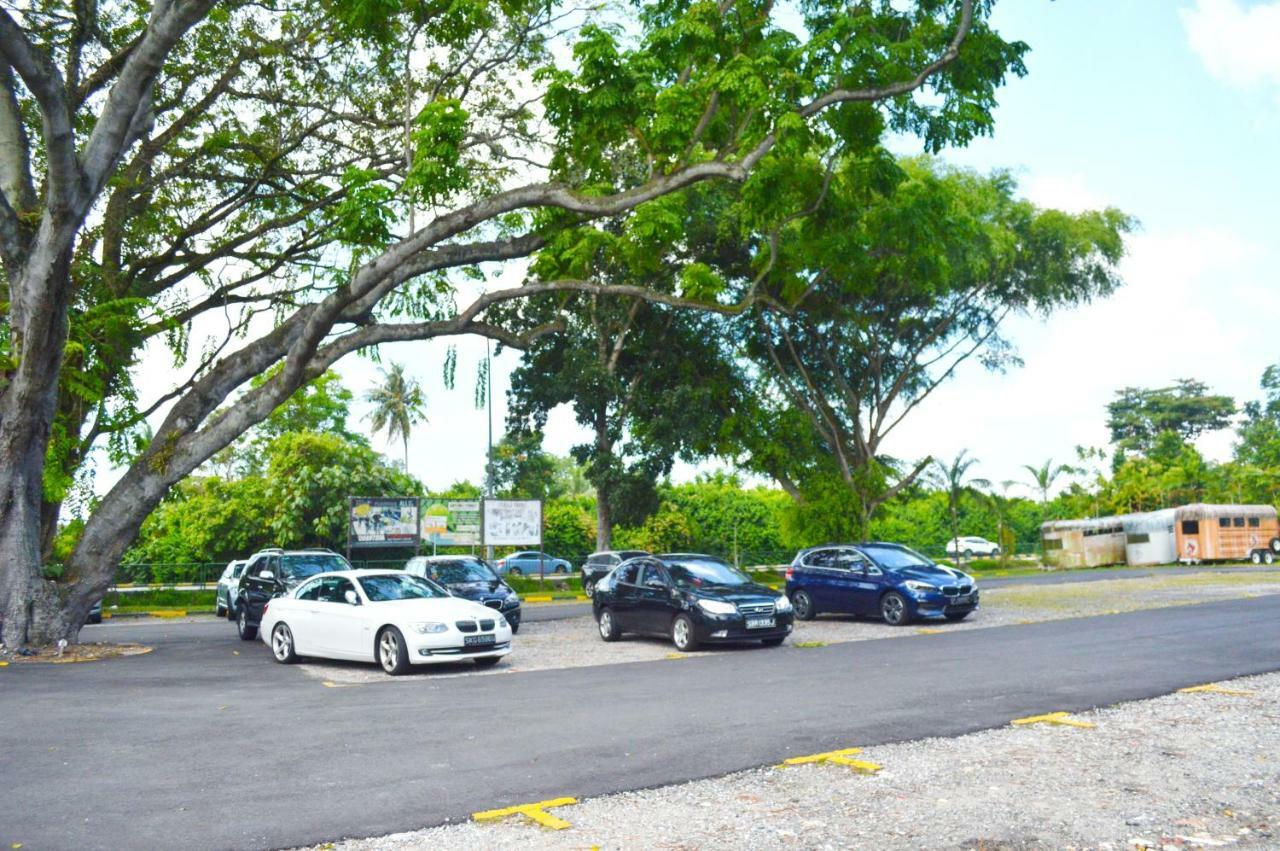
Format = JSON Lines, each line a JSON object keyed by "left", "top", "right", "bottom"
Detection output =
{"left": 1250, "top": 550, "right": 1264, "bottom": 565}
{"left": 1271, "top": 537, "right": 1280, "bottom": 554}
{"left": 1266, "top": 551, "right": 1275, "bottom": 566}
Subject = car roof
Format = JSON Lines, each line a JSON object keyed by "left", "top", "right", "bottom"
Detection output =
{"left": 657, "top": 552, "right": 727, "bottom": 561}
{"left": 797, "top": 541, "right": 905, "bottom": 553}
{"left": 410, "top": 554, "right": 484, "bottom": 562}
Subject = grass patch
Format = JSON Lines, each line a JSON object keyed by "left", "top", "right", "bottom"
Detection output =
{"left": 105, "top": 588, "right": 216, "bottom": 612}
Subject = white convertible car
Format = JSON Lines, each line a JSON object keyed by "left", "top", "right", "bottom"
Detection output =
{"left": 259, "top": 570, "right": 512, "bottom": 674}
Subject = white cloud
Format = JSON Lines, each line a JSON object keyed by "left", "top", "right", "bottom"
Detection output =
{"left": 1180, "top": 0, "right": 1280, "bottom": 88}
{"left": 1021, "top": 173, "right": 1110, "bottom": 214}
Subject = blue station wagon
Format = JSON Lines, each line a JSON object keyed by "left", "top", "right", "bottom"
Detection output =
{"left": 785, "top": 542, "right": 979, "bottom": 626}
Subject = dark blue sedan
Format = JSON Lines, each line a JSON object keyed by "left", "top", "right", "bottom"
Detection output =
{"left": 785, "top": 542, "right": 978, "bottom": 626}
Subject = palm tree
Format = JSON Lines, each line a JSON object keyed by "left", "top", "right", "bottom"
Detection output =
{"left": 365, "top": 363, "right": 427, "bottom": 470}
{"left": 933, "top": 450, "right": 990, "bottom": 566}
{"left": 1023, "top": 458, "right": 1075, "bottom": 507}
{"left": 983, "top": 480, "right": 1021, "bottom": 566}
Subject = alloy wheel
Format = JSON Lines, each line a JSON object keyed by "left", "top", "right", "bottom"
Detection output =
{"left": 379, "top": 631, "right": 399, "bottom": 672}
{"left": 882, "top": 593, "right": 906, "bottom": 625}
{"left": 673, "top": 617, "right": 691, "bottom": 649}
{"left": 272, "top": 625, "right": 292, "bottom": 661}
{"left": 599, "top": 611, "right": 613, "bottom": 639}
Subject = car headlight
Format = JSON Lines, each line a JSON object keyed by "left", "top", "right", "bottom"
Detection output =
{"left": 697, "top": 599, "right": 737, "bottom": 616}
{"left": 411, "top": 622, "right": 449, "bottom": 634}
{"left": 497, "top": 614, "right": 509, "bottom": 627}
{"left": 903, "top": 580, "right": 937, "bottom": 595}
{"left": 774, "top": 595, "right": 793, "bottom": 613}
{"left": 505, "top": 591, "right": 520, "bottom": 602}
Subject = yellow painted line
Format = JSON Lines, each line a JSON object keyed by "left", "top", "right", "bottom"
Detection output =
{"left": 523, "top": 595, "right": 554, "bottom": 603}
{"left": 1011, "top": 711, "right": 1095, "bottom": 729}
{"left": 793, "top": 641, "right": 827, "bottom": 648}
{"left": 0, "top": 661, "right": 8, "bottom": 667}
{"left": 149, "top": 610, "right": 187, "bottom": 618}
{"left": 916, "top": 627, "right": 944, "bottom": 635}
{"left": 322, "top": 681, "right": 358, "bottom": 689}
{"left": 782, "top": 747, "right": 882, "bottom": 773}
{"left": 473, "top": 797, "right": 577, "bottom": 830}
{"left": 1179, "top": 684, "right": 1256, "bottom": 696}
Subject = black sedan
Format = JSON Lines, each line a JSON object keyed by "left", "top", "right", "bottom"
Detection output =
{"left": 592, "top": 553, "right": 793, "bottom": 651}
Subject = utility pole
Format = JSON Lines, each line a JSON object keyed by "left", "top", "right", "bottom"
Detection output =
{"left": 485, "top": 338, "right": 494, "bottom": 562}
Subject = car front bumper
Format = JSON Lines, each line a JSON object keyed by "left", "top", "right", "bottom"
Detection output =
{"left": 911, "top": 589, "right": 980, "bottom": 618}
{"left": 693, "top": 611, "right": 795, "bottom": 643}
{"left": 406, "top": 628, "right": 514, "bottom": 664}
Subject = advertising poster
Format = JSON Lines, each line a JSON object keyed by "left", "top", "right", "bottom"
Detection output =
{"left": 349, "top": 497, "right": 420, "bottom": 547}
{"left": 482, "top": 499, "right": 542, "bottom": 546}
{"left": 422, "top": 499, "right": 482, "bottom": 546}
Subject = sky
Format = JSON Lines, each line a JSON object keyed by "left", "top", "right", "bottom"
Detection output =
{"left": 114, "top": 0, "right": 1280, "bottom": 502}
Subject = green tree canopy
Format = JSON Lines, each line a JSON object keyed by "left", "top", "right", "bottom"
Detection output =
{"left": 1107, "top": 379, "right": 1235, "bottom": 460}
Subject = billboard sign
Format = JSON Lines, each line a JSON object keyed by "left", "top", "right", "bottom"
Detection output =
{"left": 422, "top": 499, "right": 482, "bottom": 546}
{"left": 349, "top": 497, "right": 420, "bottom": 548}
{"left": 483, "top": 499, "right": 542, "bottom": 546}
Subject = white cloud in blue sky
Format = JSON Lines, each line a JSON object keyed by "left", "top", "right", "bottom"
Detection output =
{"left": 1181, "top": 0, "right": 1280, "bottom": 89}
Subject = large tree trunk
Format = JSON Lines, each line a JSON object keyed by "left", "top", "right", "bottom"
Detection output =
{"left": 595, "top": 489, "right": 611, "bottom": 551}
{"left": 0, "top": 251, "right": 75, "bottom": 647}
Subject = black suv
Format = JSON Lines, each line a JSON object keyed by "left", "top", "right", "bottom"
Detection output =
{"left": 592, "top": 553, "right": 793, "bottom": 651}
{"left": 581, "top": 549, "right": 649, "bottom": 597}
{"left": 235, "top": 548, "right": 352, "bottom": 640}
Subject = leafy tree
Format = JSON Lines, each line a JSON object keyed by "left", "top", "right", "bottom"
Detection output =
{"left": 932, "top": 450, "right": 989, "bottom": 565}
{"left": 0, "top": 0, "right": 1026, "bottom": 645}
{"left": 365, "top": 363, "right": 426, "bottom": 470}
{"left": 1106, "top": 379, "right": 1235, "bottom": 460}
{"left": 1235, "top": 364, "right": 1280, "bottom": 470}
{"left": 1023, "top": 458, "right": 1075, "bottom": 509}
{"left": 733, "top": 156, "right": 1130, "bottom": 535}
{"left": 541, "top": 498, "right": 596, "bottom": 560}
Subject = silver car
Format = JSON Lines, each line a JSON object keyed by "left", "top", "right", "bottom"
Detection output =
{"left": 215, "top": 559, "right": 248, "bottom": 618}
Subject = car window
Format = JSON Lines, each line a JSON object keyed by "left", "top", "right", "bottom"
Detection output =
{"left": 358, "top": 573, "right": 447, "bottom": 601}
{"left": 279, "top": 553, "right": 350, "bottom": 582}
{"left": 619, "top": 550, "right": 648, "bottom": 560}
{"left": 858, "top": 545, "right": 932, "bottom": 570}
{"left": 616, "top": 563, "right": 641, "bottom": 585}
{"left": 803, "top": 549, "right": 835, "bottom": 568}
{"left": 232, "top": 562, "right": 246, "bottom": 578}
{"left": 422, "top": 559, "right": 496, "bottom": 584}
{"left": 640, "top": 564, "right": 668, "bottom": 588}
{"left": 296, "top": 578, "right": 323, "bottom": 601}
{"left": 665, "top": 558, "right": 751, "bottom": 588}
{"left": 246, "top": 556, "right": 269, "bottom": 577}
{"left": 834, "top": 550, "right": 869, "bottom": 570}
{"left": 316, "top": 577, "right": 356, "bottom": 603}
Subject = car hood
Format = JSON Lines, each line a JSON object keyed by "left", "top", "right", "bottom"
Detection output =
{"left": 445, "top": 580, "right": 514, "bottom": 601}
{"left": 684, "top": 582, "right": 780, "bottom": 604}
{"left": 893, "top": 566, "right": 974, "bottom": 586}
{"left": 364, "top": 597, "right": 503, "bottom": 621}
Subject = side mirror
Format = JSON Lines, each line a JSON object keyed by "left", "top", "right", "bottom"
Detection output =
{"left": 344, "top": 589, "right": 360, "bottom": 606}
{"left": 260, "top": 570, "right": 274, "bottom": 581}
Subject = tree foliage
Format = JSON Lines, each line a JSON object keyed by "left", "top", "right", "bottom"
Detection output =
{"left": 1107, "top": 379, "right": 1235, "bottom": 461}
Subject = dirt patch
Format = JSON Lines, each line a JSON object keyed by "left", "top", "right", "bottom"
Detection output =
{"left": 0, "top": 642, "right": 152, "bottom": 665}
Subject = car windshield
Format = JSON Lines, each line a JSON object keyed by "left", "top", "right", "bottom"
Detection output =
{"left": 665, "top": 558, "right": 751, "bottom": 588}
{"left": 860, "top": 545, "right": 933, "bottom": 569}
{"left": 280, "top": 553, "right": 350, "bottom": 581}
{"left": 424, "top": 559, "right": 496, "bottom": 584}
{"left": 359, "top": 574, "right": 447, "bottom": 601}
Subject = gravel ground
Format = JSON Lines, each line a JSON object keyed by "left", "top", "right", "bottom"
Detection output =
{"left": 297, "top": 572, "right": 1280, "bottom": 685}
{"left": 298, "top": 672, "right": 1280, "bottom": 851}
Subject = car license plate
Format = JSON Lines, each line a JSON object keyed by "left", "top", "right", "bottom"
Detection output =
{"left": 745, "top": 616, "right": 775, "bottom": 629}
{"left": 464, "top": 634, "right": 495, "bottom": 646}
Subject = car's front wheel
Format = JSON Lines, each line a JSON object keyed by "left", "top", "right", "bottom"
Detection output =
{"left": 583, "top": 577, "right": 596, "bottom": 598}
{"left": 671, "top": 614, "right": 698, "bottom": 652}
{"left": 963, "top": 549, "right": 974, "bottom": 559}
{"left": 271, "top": 623, "right": 298, "bottom": 664}
{"left": 378, "top": 627, "right": 410, "bottom": 675}
{"left": 792, "top": 590, "right": 816, "bottom": 621}
{"left": 236, "top": 605, "right": 257, "bottom": 641}
{"left": 880, "top": 592, "right": 910, "bottom": 626}
{"left": 509, "top": 567, "right": 524, "bottom": 577}
{"left": 597, "top": 608, "right": 621, "bottom": 641}
{"left": 554, "top": 565, "right": 568, "bottom": 574}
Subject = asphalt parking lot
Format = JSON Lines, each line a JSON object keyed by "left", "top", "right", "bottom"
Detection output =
{"left": 3, "top": 590, "right": 1280, "bottom": 850}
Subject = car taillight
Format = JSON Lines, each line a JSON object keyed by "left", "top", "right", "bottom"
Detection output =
{"left": 262, "top": 602, "right": 269, "bottom": 616}
{"left": 785, "top": 567, "right": 793, "bottom": 580}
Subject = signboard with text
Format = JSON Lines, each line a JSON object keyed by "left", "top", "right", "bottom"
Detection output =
{"left": 482, "top": 499, "right": 542, "bottom": 546}
{"left": 348, "top": 497, "right": 420, "bottom": 548}
{"left": 422, "top": 499, "right": 482, "bottom": 546}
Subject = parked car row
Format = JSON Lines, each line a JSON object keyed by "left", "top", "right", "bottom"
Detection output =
{"left": 583, "top": 541, "right": 979, "bottom": 648}
{"left": 220, "top": 539, "right": 978, "bottom": 674}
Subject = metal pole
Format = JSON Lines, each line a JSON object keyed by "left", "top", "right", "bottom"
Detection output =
{"left": 539, "top": 500, "right": 545, "bottom": 580}
{"left": 346, "top": 496, "right": 353, "bottom": 564}
{"left": 485, "top": 340, "right": 494, "bottom": 563}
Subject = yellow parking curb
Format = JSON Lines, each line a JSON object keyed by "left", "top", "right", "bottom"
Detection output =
{"left": 1178, "top": 684, "right": 1256, "bottom": 696}
{"left": 473, "top": 797, "right": 577, "bottom": 830}
{"left": 1011, "top": 711, "right": 1095, "bottom": 729}
{"left": 916, "top": 627, "right": 944, "bottom": 635}
{"left": 782, "top": 747, "right": 882, "bottom": 773}
{"left": 523, "top": 595, "right": 553, "bottom": 603}
{"left": 149, "top": 610, "right": 187, "bottom": 618}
